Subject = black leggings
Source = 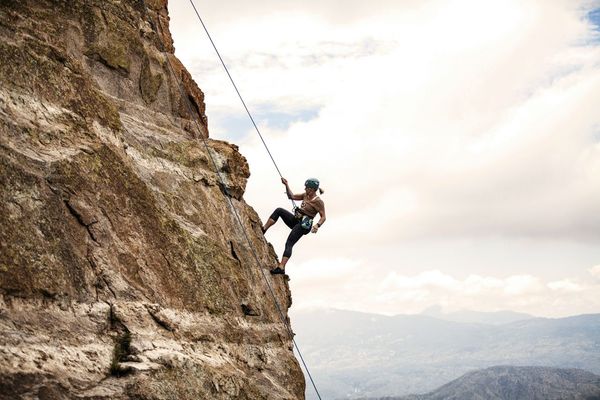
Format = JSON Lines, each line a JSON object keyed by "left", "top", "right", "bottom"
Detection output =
{"left": 269, "top": 207, "right": 310, "bottom": 258}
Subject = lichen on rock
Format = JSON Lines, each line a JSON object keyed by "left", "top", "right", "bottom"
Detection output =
{"left": 139, "top": 56, "right": 164, "bottom": 104}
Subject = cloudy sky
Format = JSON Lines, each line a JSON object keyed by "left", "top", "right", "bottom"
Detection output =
{"left": 168, "top": 0, "right": 600, "bottom": 318}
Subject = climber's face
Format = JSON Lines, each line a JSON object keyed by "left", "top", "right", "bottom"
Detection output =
{"left": 305, "top": 186, "right": 316, "bottom": 195}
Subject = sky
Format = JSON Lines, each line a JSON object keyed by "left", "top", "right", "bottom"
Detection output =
{"left": 168, "top": 0, "right": 600, "bottom": 318}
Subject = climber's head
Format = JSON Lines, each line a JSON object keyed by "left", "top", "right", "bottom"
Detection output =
{"left": 305, "top": 178, "right": 324, "bottom": 195}
{"left": 305, "top": 178, "right": 319, "bottom": 190}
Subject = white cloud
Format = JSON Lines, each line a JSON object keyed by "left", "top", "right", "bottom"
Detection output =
{"left": 590, "top": 265, "right": 600, "bottom": 279}
{"left": 289, "top": 264, "right": 600, "bottom": 317}
{"left": 381, "top": 270, "right": 459, "bottom": 291}
{"left": 503, "top": 275, "right": 544, "bottom": 296}
{"left": 547, "top": 279, "right": 584, "bottom": 292}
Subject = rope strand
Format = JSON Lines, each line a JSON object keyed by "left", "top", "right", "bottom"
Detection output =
{"left": 186, "top": 0, "right": 298, "bottom": 209}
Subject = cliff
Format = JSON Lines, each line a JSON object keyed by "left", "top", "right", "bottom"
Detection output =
{"left": 0, "top": 0, "right": 304, "bottom": 399}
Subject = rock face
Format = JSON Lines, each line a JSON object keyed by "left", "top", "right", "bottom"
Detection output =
{"left": 0, "top": 1, "right": 304, "bottom": 399}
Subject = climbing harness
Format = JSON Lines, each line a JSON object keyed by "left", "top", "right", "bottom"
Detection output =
{"left": 155, "top": 2, "right": 324, "bottom": 398}
{"left": 292, "top": 205, "right": 315, "bottom": 230}
{"left": 301, "top": 215, "right": 313, "bottom": 230}
{"left": 293, "top": 206, "right": 313, "bottom": 230}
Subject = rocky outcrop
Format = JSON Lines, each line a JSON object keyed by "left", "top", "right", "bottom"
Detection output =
{"left": 0, "top": 0, "right": 304, "bottom": 399}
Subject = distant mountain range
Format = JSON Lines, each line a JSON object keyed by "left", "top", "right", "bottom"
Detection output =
{"left": 359, "top": 366, "right": 600, "bottom": 400}
{"left": 420, "top": 305, "right": 533, "bottom": 325}
{"left": 291, "top": 309, "right": 600, "bottom": 399}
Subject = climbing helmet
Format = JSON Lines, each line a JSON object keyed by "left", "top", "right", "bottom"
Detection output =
{"left": 305, "top": 178, "right": 320, "bottom": 189}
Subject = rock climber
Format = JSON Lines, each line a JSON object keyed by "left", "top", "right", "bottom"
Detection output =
{"left": 262, "top": 177, "right": 326, "bottom": 275}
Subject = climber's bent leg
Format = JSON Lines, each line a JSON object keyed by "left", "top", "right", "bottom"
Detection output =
{"left": 264, "top": 208, "right": 296, "bottom": 232}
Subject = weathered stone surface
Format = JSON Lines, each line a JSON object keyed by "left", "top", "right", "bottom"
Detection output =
{"left": 0, "top": 0, "right": 303, "bottom": 399}
{"left": 139, "top": 56, "right": 164, "bottom": 105}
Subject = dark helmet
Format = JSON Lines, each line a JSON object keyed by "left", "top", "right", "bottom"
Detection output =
{"left": 305, "top": 178, "right": 320, "bottom": 189}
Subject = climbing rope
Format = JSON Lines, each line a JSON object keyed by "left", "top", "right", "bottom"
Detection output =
{"left": 151, "top": 2, "right": 323, "bottom": 398}
{"left": 185, "top": 0, "right": 298, "bottom": 209}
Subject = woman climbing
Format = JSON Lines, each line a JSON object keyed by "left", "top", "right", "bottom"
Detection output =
{"left": 262, "top": 177, "right": 326, "bottom": 275}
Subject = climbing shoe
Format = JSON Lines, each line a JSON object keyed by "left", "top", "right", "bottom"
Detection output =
{"left": 270, "top": 267, "right": 285, "bottom": 275}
